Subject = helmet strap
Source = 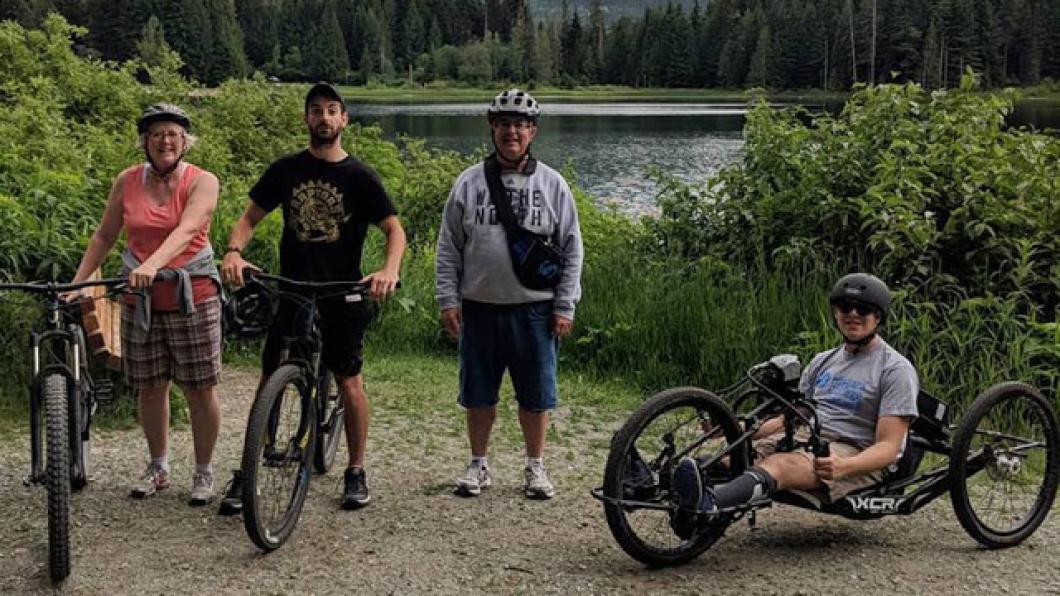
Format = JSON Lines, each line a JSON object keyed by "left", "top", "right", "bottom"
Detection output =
{"left": 145, "top": 150, "right": 185, "bottom": 181}
{"left": 842, "top": 331, "right": 877, "bottom": 353}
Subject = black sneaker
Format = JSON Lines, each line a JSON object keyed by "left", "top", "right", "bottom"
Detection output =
{"left": 342, "top": 467, "right": 371, "bottom": 510}
{"left": 217, "top": 469, "right": 244, "bottom": 516}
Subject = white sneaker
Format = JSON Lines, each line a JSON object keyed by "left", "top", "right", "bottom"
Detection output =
{"left": 455, "top": 464, "right": 492, "bottom": 497}
{"left": 188, "top": 471, "right": 215, "bottom": 506}
{"left": 130, "top": 464, "right": 170, "bottom": 499}
{"left": 524, "top": 465, "right": 555, "bottom": 500}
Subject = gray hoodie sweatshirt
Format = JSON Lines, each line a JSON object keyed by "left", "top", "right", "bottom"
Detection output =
{"left": 435, "top": 160, "right": 584, "bottom": 319}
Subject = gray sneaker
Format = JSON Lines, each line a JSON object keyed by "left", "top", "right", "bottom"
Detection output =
{"left": 455, "top": 464, "right": 492, "bottom": 497}
{"left": 524, "top": 465, "right": 555, "bottom": 500}
{"left": 130, "top": 465, "right": 170, "bottom": 499}
{"left": 188, "top": 471, "right": 215, "bottom": 506}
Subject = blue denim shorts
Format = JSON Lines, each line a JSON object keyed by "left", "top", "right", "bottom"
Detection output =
{"left": 458, "top": 300, "right": 558, "bottom": 411}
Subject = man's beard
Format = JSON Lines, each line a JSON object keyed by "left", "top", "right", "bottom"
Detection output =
{"left": 310, "top": 126, "right": 341, "bottom": 148}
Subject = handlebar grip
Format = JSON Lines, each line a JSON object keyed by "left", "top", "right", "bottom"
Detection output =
{"left": 814, "top": 439, "right": 831, "bottom": 458}
{"left": 153, "top": 270, "right": 180, "bottom": 282}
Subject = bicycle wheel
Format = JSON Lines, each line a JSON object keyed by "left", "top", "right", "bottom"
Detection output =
{"left": 313, "top": 369, "right": 345, "bottom": 474}
{"left": 602, "top": 387, "right": 745, "bottom": 567}
{"left": 949, "top": 382, "right": 1060, "bottom": 548}
{"left": 43, "top": 373, "right": 72, "bottom": 582}
{"left": 241, "top": 364, "right": 317, "bottom": 551}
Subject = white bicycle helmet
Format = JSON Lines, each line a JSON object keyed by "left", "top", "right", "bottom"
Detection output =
{"left": 487, "top": 88, "right": 540, "bottom": 120}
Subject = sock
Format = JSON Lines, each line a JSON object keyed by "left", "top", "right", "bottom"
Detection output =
{"left": 151, "top": 456, "right": 169, "bottom": 472}
{"left": 526, "top": 456, "right": 543, "bottom": 469}
{"left": 713, "top": 467, "right": 777, "bottom": 509}
{"left": 195, "top": 463, "right": 213, "bottom": 475}
{"left": 470, "top": 457, "right": 488, "bottom": 470}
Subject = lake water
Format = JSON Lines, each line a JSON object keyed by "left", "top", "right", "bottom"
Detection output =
{"left": 349, "top": 100, "right": 1060, "bottom": 215}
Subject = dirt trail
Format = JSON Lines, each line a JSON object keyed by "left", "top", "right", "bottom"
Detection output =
{"left": 1, "top": 366, "right": 1059, "bottom": 595}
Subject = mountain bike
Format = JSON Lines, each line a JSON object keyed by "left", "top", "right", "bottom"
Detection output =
{"left": 236, "top": 270, "right": 379, "bottom": 551}
{"left": 0, "top": 277, "right": 130, "bottom": 583}
{"left": 592, "top": 354, "right": 1060, "bottom": 567}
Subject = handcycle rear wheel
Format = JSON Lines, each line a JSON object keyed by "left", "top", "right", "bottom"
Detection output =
{"left": 949, "top": 382, "right": 1060, "bottom": 548}
{"left": 44, "top": 373, "right": 72, "bottom": 582}
{"left": 313, "top": 369, "right": 345, "bottom": 474}
{"left": 602, "top": 387, "right": 746, "bottom": 567}
{"left": 242, "top": 364, "right": 317, "bottom": 551}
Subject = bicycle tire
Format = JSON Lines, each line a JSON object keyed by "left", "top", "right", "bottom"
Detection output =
{"left": 44, "top": 373, "right": 72, "bottom": 582}
{"left": 949, "top": 381, "right": 1060, "bottom": 548}
{"left": 313, "top": 369, "right": 345, "bottom": 474}
{"left": 241, "top": 364, "right": 316, "bottom": 551}
{"left": 602, "top": 387, "right": 745, "bottom": 567}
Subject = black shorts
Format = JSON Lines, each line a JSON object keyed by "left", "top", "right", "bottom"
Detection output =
{"left": 262, "top": 295, "right": 375, "bottom": 378}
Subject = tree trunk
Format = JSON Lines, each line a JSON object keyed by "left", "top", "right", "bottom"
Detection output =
{"left": 848, "top": 0, "right": 857, "bottom": 83}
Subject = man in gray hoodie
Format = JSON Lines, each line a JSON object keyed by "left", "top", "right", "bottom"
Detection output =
{"left": 436, "top": 89, "right": 584, "bottom": 500}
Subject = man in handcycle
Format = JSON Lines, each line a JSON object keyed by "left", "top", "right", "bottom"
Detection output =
{"left": 671, "top": 272, "right": 919, "bottom": 538}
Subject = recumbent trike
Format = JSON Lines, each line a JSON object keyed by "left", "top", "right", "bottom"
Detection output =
{"left": 592, "top": 354, "right": 1060, "bottom": 567}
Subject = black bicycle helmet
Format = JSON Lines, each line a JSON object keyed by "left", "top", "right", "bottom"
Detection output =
{"left": 137, "top": 103, "right": 191, "bottom": 134}
{"left": 828, "top": 272, "right": 891, "bottom": 320}
{"left": 222, "top": 284, "right": 277, "bottom": 339}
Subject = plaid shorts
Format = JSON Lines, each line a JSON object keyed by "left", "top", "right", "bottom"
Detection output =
{"left": 121, "top": 297, "right": 222, "bottom": 390}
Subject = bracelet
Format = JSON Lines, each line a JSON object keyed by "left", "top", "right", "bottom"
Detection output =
{"left": 225, "top": 247, "right": 241, "bottom": 254}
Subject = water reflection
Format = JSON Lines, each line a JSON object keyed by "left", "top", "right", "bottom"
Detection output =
{"left": 349, "top": 99, "right": 1059, "bottom": 215}
{"left": 350, "top": 103, "right": 747, "bottom": 215}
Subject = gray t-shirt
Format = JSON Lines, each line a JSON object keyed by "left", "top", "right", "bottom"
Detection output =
{"left": 798, "top": 339, "right": 919, "bottom": 450}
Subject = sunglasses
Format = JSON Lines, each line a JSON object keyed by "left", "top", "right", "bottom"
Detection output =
{"left": 834, "top": 301, "right": 877, "bottom": 316}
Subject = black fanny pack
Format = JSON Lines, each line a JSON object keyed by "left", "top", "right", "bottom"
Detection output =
{"left": 483, "top": 154, "right": 565, "bottom": 290}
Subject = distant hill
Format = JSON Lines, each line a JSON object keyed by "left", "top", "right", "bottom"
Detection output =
{"left": 528, "top": 0, "right": 702, "bottom": 21}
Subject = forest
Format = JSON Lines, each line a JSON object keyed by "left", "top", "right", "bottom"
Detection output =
{"left": 1, "top": 0, "right": 1057, "bottom": 88}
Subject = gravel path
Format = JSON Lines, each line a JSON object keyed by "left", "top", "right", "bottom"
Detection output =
{"left": 1, "top": 365, "right": 1059, "bottom": 595}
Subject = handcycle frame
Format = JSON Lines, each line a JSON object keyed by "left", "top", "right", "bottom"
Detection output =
{"left": 593, "top": 353, "right": 1060, "bottom": 566}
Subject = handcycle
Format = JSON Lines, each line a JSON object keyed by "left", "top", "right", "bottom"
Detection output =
{"left": 234, "top": 269, "right": 383, "bottom": 551}
{"left": 0, "top": 276, "right": 135, "bottom": 582}
{"left": 592, "top": 353, "right": 1060, "bottom": 567}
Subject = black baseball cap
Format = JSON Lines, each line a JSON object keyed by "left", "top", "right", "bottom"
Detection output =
{"left": 304, "top": 83, "right": 347, "bottom": 113}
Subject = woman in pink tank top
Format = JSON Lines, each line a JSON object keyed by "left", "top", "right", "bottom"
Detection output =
{"left": 67, "top": 104, "right": 223, "bottom": 506}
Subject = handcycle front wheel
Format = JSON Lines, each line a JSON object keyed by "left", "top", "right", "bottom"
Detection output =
{"left": 949, "top": 381, "right": 1060, "bottom": 548}
{"left": 602, "top": 387, "right": 746, "bottom": 567}
{"left": 241, "top": 364, "right": 317, "bottom": 552}
{"left": 44, "top": 373, "right": 72, "bottom": 582}
{"left": 313, "top": 369, "right": 345, "bottom": 474}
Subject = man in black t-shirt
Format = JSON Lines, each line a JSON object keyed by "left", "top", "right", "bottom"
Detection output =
{"left": 220, "top": 83, "right": 406, "bottom": 512}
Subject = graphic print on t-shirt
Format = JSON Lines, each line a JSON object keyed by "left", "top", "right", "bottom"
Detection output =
{"left": 290, "top": 180, "right": 350, "bottom": 242}
{"left": 816, "top": 370, "right": 869, "bottom": 412}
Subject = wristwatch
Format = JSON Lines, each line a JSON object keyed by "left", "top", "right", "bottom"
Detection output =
{"left": 225, "top": 246, "right": 241, "bottom": 255}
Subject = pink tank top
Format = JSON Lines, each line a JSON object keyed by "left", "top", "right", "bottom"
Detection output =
{"left": 123, "top": 163, "right": 217, "bottom": 310}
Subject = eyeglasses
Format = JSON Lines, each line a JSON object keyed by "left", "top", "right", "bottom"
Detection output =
{"left": 148, "top": 131, "right": 184, "bottom": 142}
{"left": 834, "top": 300, "right": 876, "bottom": 316}
{"left": 492, "top": 118, "right": 534, "bottom": 131}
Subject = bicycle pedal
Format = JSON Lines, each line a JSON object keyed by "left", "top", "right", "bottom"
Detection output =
{"left": 93, "top": 379, "right": 116, "bottom": 404}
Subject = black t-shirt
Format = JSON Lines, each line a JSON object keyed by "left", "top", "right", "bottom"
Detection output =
{"left": 250, "top": 150, "right": 397, "bottom": 282}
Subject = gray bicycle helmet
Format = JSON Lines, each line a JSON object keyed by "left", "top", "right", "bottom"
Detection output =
{"left": 137, "top": 103, "right": 191, "bottom": 134}
{"left": 487, "top": 88, "right": 540, "bottom": 120}
{"left": 829, "top": 272, "right": 891, "bottom": 320}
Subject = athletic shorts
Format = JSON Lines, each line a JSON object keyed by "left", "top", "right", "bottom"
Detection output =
{"left": 121, "top": 297, "right": 222, "bottom": 390}
{"left": 458, "top": 300, "right": 557, "bottom": 412}
{"left": 754, "top": 425, "right": 885, "bottom": 501}
{"left": 261, "top": 295, "right": 375, "bottom": 378}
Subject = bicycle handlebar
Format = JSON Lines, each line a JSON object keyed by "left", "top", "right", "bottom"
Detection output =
{"left": 0, "top": 270, "right": 184, "bottom": 296}
{"left": 244, "top": 268, "right": 400, "bottom": 293}
{"left": 0, "top": 277, "right": 129, "bottom": 294}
